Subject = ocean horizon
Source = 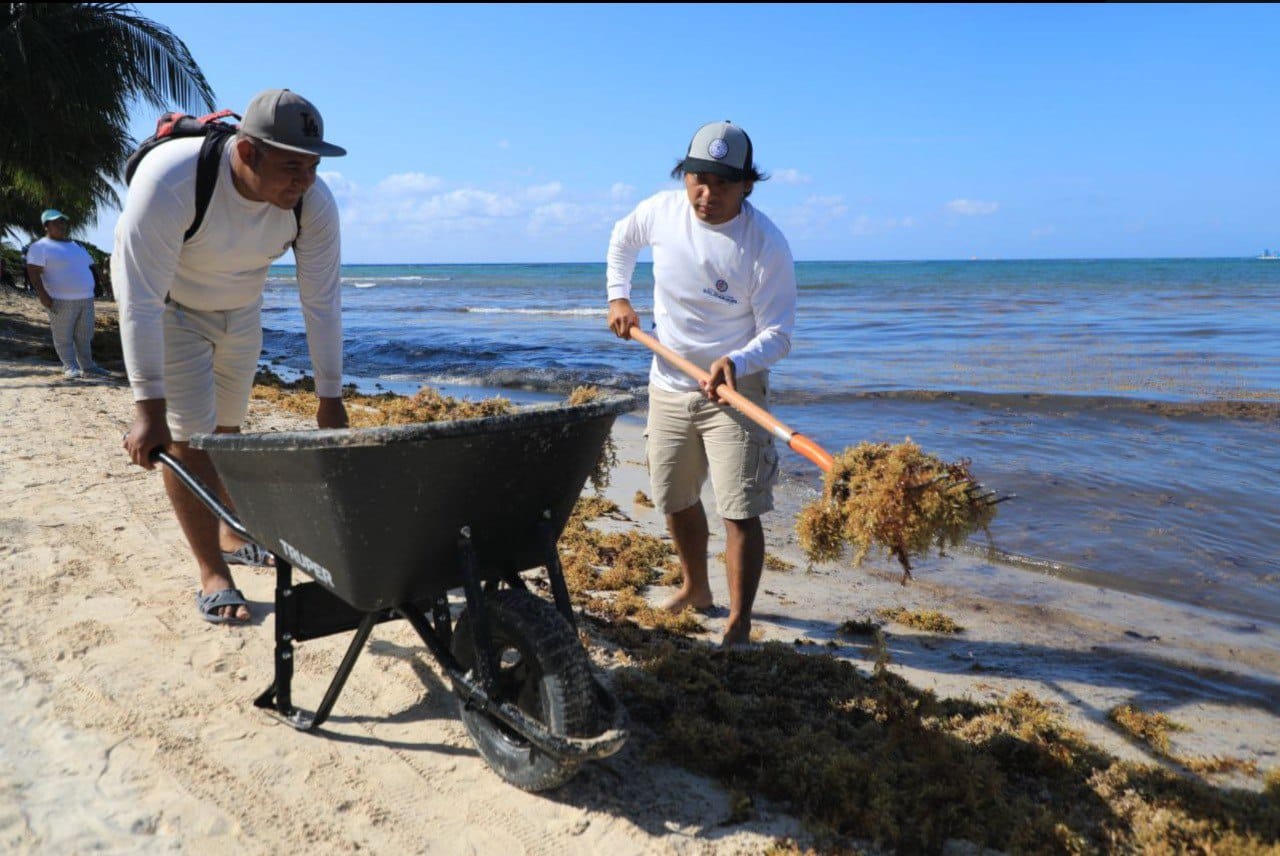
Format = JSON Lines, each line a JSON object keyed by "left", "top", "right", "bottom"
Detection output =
{"left": 272, "top": 254, "right": 1275, "bottom": 267}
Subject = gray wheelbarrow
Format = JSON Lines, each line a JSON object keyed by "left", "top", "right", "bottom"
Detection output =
{"left": 157, "top": 393, "right": 636, "bottom": 791}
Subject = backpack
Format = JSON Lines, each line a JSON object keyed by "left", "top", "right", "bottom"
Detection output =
{"left": 124, "top": 110, "right": 303, "bottom": 244}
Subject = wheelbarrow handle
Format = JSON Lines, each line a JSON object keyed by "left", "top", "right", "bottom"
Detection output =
{"left": 627, "top": 328, "right": 835, "bottom": 473}
{"left": 151, "top": 448, "right": 256, "bottom": 543}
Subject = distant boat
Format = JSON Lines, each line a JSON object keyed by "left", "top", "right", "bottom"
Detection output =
{"left": 1258, "top": 249, "right": 1279, "bottom": 260}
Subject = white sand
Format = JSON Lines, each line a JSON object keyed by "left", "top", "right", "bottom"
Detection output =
{"left": 1, "top": 289, "right": 1277, "bottom": 853}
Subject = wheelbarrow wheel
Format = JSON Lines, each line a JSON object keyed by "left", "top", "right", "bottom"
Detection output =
{"left": 452, "top": 588, "right": 597, "bottom": 791}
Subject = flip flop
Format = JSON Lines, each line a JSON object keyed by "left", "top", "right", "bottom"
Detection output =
{"left": 221, "top": 542, "right": 274, "bottom": 567}
{"left": 195, "top": 588, "right": 250, "bottom": 624}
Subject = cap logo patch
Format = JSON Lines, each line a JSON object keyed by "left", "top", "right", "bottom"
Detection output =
{"left": 300, "top": 112, "right": 320, "bottom": 139}
{"left": 707, "top": 138, "right": 729, "bottom": 160}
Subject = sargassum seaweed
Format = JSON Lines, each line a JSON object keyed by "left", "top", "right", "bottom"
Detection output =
{"left": 796, "top": 439, "right": 996, "bottom": 583}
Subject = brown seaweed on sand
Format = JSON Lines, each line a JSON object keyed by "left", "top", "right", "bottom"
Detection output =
{"left": 557, "top": 497, "right": 698, "bottom": 633}
{"left": 796, "top": 439, "right": 996, "bottom": 582}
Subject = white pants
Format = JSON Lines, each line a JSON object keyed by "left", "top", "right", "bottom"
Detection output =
{"left": 163, "top": 298, "right": 263, "bottom": 441}
{"left": 47, "top": 297, "right": 96, "bottom": 371}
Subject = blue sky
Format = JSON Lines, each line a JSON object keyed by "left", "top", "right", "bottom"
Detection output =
{"left": 79, "top": 3, "right": 1280, "bottom": 263}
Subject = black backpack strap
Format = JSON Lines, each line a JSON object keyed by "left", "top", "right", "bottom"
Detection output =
{"left": 185, "top": 131, "right": 233, "bottom": 242}
{"left": 292, "top": 198, "right": 303, "bottom": 248}
{"left": 180, "top": 125, "right": 304, "bottom": 247}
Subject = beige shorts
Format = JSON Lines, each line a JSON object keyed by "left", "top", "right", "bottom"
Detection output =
{"left": 645, "top": 373, "right": 779, "bottom": 520}
{"left": 163, "top": 298, "right": 263, "bottom": 441}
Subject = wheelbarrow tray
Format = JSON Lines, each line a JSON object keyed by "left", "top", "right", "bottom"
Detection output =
{"left": 191, "top": 394, "right": 636, "bottom": 611}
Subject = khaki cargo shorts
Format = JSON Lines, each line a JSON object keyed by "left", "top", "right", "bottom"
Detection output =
{"left": 163, "top": 297, "right": 263, "bottom": 441}
{"left": 645, "top": 372, "right": 779, "bottom": 520}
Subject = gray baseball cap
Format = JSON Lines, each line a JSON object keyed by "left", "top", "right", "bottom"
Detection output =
{"left": 241, "top": 88, "right": 347, "bottom": 157}
{"left": 680, "top": 120, "right": 754, "bottom": 181}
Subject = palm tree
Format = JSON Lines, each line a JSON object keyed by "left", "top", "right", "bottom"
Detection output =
{"left": 0, "top": 3, "right": 215, "bottom": 243}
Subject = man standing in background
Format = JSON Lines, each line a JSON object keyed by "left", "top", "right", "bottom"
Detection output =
{"left": 26, "top": 209, "right": 110, "bottom": 379}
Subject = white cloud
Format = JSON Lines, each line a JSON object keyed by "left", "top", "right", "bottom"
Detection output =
{"left": 376, "top": 172, "right": 444, "bottom": 195}
{"left": 524, "top": 182, "right": 563, "bottom": 203}
{"left": 528, "top": 202, "right": 591, "bottom": 230}
{"left": 773, "top": 168, "right": 811, "bottom": 185}
{"left": 946, "top": 199, "right": 999, "bottom": 216}
{"left": 802, "top": 195, "right": 849, "bottom": 217}
{"left": 774, "top": 194, "right": 849, "bottom": 238}
{"left": 322, "top": 169, "right": 636, "bottom": 253}
{"left": 851, "top": 214, "right": 917, "bottom": 236}
{"left": 317, "top": 171, "right": 356, "bottom": 199}
{"left": 528, "top": 199, "right": 630, "bottom": 236}
{"left": 415, "top": 188, "right": 520, "bottom": 220}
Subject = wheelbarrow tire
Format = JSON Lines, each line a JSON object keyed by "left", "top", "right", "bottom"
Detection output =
{"left": 452, "top": 588, "right": 597, "bottom": 791}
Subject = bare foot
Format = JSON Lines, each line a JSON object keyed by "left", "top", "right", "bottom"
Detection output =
{"left": 721, "top": 620, "right": 753, "bottom": 648}
{"left": 660, "top": 590, "right": 714, "bottom": 614}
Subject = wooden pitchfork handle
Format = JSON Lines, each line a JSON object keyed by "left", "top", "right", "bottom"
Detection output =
{"left": 627, "top": 327, "right": 835, "bottom": 473}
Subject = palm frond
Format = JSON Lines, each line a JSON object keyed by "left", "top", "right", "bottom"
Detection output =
{"left": 0, "top": 3, "right": 215, "bottom": 238}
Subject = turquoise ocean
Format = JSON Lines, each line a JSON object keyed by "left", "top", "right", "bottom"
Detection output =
{"left": 263, "top": 259, "right": 1280, "bottom": 624}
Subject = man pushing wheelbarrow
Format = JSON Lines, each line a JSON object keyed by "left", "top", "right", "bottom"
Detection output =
{"left": 116, "top": 89, "right": 350, "bottom": 624}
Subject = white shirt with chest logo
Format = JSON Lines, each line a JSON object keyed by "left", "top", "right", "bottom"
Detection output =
{"left": 607, "top": 189, "right": 796, "bottom": 393}
{"left": 112, "top": 136, "right": 343, "bottom": 401}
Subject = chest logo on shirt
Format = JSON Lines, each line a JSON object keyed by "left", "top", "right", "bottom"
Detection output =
{"left": 702, "top": 278, "right": 739, "bottom": 305}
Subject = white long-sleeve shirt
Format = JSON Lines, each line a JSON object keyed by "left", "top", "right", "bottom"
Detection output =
{"left": 607, "top": 190, "right": 796, "bottom": 393}
{"left": 112, "top": 136, "right": 344, "bottom": 400}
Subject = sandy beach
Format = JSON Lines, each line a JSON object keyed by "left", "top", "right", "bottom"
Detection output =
{"left": 1, "top": 286, "right": 1278, "bottom": 854}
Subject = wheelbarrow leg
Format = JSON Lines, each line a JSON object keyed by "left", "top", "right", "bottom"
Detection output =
{"left": 253, "top": 555, "right": 377, "bottom": 731}
{"left": 457, "top": 527, "right": 498, "bottom": 694}
{"left": 256, "top": 559, "right": 297, "bottom": 718}
{"left": 540, "top": 512, "right": 577, "bottom": 632}
{"left": 308, "top": 611, "right": 378, "bottom": 729}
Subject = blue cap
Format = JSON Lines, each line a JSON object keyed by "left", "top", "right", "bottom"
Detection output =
{"left": 41, "top": 209, "right": 68, "bottom": 224}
